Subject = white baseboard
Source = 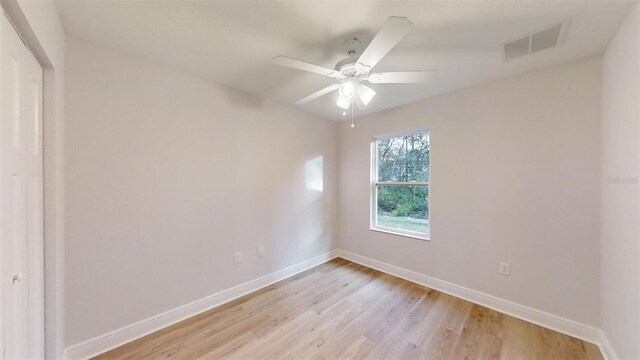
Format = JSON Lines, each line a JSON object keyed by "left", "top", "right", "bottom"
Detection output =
{"left": 336, "top": 250, "right": 603, "bottom": 346}
{"left": 597, "top": 331, "right": 619, "bottom": 360}
{"left": 64, "top": 250, "right": 338, "bottom": 360}
{"left": 65, "top": 248, "right": 618, "bottom": 360}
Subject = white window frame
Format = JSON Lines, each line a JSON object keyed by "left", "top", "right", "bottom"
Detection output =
{"left": 370, "top": 129, "right": 431, "bottom": 241}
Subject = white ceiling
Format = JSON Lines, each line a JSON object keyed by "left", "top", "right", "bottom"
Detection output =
{"left": 55, "top": 0, "right": 634, "bottom": 121}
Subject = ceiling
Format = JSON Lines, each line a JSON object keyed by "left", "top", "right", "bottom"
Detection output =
{"left": 55, "top": 1, "right": 634, "bottom": 121}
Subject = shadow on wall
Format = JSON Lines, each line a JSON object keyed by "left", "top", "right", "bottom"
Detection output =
{"left": 221, "top": 85, "right": 264, "bottom": 108}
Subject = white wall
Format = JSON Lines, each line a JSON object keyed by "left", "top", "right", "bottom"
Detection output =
{"left": 64, "top": 37, "right": 338, "bottom": 345}
{"left": 339, "top": 56, "right": 602, "bottom": 327}
{"left": 1, "top": 1, "right": 67, "bottom": 358}
{"left": 600, "top": 3, "right": 640, "bottom": 359}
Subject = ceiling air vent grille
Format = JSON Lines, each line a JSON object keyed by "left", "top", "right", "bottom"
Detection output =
{"left": 504, "top": 22, "right": 567, "bottom": 62}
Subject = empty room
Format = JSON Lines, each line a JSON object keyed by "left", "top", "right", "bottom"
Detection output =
{"left": 1, "top": 0, "right": 638, "bottom": 359}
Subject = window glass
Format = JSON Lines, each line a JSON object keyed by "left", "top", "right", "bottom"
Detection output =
{"left": 377, "top": 133, "right": 429, "bottom": 182}
{"left": 376, "top": 184, "right": 429, "bottom": 235}
{"left": 373, "top": 131, "right": 430, "bottom": 239}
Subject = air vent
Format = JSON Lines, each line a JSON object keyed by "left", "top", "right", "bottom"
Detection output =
{"left": 504, "top": 37, "right": 530, "bottom": 61}
{"left": 504, "top": 21, "right": 567, "bottom": 62}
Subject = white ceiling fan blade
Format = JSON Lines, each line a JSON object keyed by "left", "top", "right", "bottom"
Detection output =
{"left": 273, "top": 56, "right": 339, "bottom": 78}
{"left": 295, "top": 83, "right": 340, "bottom": 105}
{"left": 357, "top": 17, "right": 414, "bottom": 69}
{"left": 367, "top": 71, "right": 437, "bottom": 83}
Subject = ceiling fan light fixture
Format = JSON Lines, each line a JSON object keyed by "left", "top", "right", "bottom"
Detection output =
{"left": 357, "top": 84, "right": 376, "bottom": 106}
{"left": 336, "top": 96, "right": 351, "bottom": 110}
{"left": 339, "top": 81, "right": 355, "bottom": 98}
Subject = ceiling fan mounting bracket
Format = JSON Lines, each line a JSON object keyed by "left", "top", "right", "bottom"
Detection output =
{"left": 343, "top": 37, "right": 364, "bottom": 58}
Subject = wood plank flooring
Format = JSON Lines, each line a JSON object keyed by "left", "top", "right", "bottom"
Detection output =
{"left": 95, "top": 258, "right": 603, "bottom": 359}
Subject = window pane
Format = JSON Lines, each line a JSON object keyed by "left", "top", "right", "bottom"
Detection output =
{"left": 376, "top": 185, "right": 429, "bottom": 235}
{"left": 377, "top": 132, "right": 430, "bottom": 182}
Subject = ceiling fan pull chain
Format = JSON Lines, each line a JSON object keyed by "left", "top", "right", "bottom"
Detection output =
{"left": 350, "top": 98, "right": 355, "bottom": 128}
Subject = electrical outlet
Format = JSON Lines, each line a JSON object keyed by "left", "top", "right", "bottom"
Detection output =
{"left": 346, "top": 229, "right": 352, "bottom": 238}
{"left": 499, "top": 262, "right": 510, "bottom": 276}
{"left": 234, "top": 252, "right": 241, "bottom": 265}
{"left": 257, "top": 246, "right": 265, "bottom": 257}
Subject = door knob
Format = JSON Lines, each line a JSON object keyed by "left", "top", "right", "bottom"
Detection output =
{"left": 12, "top": 272, "right": 23, "bottom": 284}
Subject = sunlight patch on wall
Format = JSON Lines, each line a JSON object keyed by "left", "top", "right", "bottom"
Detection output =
{"left": 305, "top": 156, "right": 323, "bottom": 192}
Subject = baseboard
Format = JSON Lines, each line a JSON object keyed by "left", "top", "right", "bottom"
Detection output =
{"left": 336, "top": 249, "right": 602, "bottom": 346}
{"left": 597, "top": 331, "right": 619, "bottom": 360}
{"left": 64, "top": 249, "right": 339, "bottom": 360}
{"left": 64, "top": 248, "right": 617, "bottom": 360}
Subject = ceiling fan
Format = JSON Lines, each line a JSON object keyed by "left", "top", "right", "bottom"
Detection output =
{"left": 273, "top": 16, "right": 437, "bottom": 111}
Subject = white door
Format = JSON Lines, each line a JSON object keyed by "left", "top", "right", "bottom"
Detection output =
{"left": 0, "top": 13, "right": 44, "bottom": 360}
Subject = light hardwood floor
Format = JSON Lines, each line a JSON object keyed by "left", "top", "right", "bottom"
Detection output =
{"left": 95, "top": 258, "right": 603, "bottom": 359}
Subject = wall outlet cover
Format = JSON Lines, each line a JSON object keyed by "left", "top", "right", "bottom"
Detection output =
{"left": 499, "top": 262, "right": 510, "bottom": 276}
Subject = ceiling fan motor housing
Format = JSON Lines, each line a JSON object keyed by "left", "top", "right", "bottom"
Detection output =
{"left": 335, "top": 59, "right": 371, "bottom": 81}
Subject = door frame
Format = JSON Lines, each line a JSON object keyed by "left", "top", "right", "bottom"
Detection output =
{"left": 0, "top": 1, "right": 65, "bottom": 358}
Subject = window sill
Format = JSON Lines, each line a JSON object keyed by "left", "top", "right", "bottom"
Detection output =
{"left": 369, "top": 226, "right": 431, "bottom": 241}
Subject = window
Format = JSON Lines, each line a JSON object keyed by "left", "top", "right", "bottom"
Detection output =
{"left": 371, "top": 130, "right": 430, "bottom": 240}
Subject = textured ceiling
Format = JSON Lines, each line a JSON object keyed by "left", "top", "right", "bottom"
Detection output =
{"left": 56, "top": 1, "right": 634, "bottom": 121}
